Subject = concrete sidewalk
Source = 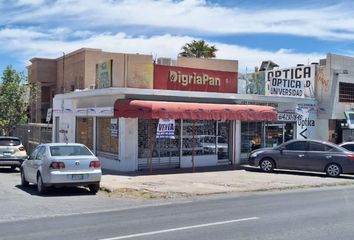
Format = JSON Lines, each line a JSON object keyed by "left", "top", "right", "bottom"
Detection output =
{"left": 99, "top": 166, "right": 354, "bottom": 199}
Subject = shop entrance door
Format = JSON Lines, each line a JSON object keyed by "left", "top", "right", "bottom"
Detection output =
{"left": 264, "top": 123, "right": 294, "bottom": 148}
{"left": 217, "top": 121, "right": 230, "bottom": 164}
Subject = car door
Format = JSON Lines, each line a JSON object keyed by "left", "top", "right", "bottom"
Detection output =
{"left": 304, "top": 142, "right": 334, "bottom": 171}
{"left": 24, "top": 146, "right": 40, "bottom": 182}
{"left": 277, "top": 141, "right": 309, "bottom": 170}
{"left": 33, "top": 146, "right": 47, "bottom": 180}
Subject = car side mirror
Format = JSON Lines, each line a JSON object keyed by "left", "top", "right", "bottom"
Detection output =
{"left": 279, "top": 147, "right": 285, "bottom": 153}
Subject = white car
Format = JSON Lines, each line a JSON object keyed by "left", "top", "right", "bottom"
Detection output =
{"left": 0, "top": 136, "right": 28, "bottom": 170}
{"left": 20, "top": 143, "right": 102, "bottom": 194}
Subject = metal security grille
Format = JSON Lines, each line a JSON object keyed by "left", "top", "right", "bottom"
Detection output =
{"left": 339, "top": 82, "right": 354, "bottom": 102}
{"left": 138, "top": 119, "right": 180, "bottom": 170}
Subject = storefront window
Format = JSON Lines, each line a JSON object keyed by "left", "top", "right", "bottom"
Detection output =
{"left": 138, "top": 119, "right": 229, "bottom": 159}
{"left": 76, "top": 117, "right": 93, "bottom": 150}
{"left": 138, "top": 119, "right": 180, "bottom": 158}
{"left": 182, "top": 120, "right": 216, "bottom": 156}
{"left": 241, "top": 122, "right": 263, "bottom": 153}
{"left": 97, "top": 117, "right": 118, "bottom": 156}
{"left": 241, "top": 121, "right": 295, "bottom": 153}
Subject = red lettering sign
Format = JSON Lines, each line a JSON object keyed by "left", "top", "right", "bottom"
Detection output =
{"left": 154, "top": 64, "right": 237, "bottom": 93}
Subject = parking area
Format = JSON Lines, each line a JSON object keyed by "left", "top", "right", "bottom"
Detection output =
{"left": 0, "top": 167, "right": 148, "bottom": 223}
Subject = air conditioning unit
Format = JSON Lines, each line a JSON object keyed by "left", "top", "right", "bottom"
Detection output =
{"left": 88, "top": 84, "right": 96, "bottom": 90}
{"left": 157, "top": 57, "right": 172, "bottom": 66}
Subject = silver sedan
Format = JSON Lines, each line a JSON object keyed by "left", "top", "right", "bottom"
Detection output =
{"left": 20, "top": 143, "right": 102, "bottom": 194}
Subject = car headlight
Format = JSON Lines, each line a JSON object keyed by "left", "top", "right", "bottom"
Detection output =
{"left": 250, "top": 150, "right": 264, "bottom": 158}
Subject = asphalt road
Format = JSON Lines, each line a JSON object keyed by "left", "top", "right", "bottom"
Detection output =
{"left": 2, "top": 167, "right": 354, "bottom": 240}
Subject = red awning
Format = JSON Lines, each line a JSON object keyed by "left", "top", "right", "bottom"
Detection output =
{"left": 114, "top": 100, "right": 277, "bottom": 121}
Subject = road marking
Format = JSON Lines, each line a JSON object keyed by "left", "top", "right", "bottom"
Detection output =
{"left": 100, "top": 216, "right": 259, "bottom": 240}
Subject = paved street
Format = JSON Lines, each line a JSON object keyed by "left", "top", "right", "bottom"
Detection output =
{"left": 2, "top": 167, "right": 354, "bottom": 240}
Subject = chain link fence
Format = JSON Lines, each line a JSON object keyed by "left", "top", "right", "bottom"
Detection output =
{"left": 13, "top": 123, "right": 52, "bottom": 153}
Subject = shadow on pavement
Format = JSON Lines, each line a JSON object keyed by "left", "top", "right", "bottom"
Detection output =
{"left": 16, "top": 184, "right": 94, "bottom": 197}
{"left": 102, "top": 164, "right": 244, "bottom": 177}
{"left": 243, "top": 165, "right": 354, "bottom": 180}
{"left": 0, "top": 167, "right": 19, "bottom": 174}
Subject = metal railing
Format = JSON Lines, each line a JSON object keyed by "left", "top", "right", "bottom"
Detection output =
{"left": 13, "top": 123, "right": 52, "bottom": 153}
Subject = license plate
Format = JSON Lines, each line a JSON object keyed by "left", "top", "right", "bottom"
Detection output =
{"left": 72, "top": 174, "right": 84, "bottom": 180}
{"left": 3, "top": 152, "right": 11, "bottom": 156}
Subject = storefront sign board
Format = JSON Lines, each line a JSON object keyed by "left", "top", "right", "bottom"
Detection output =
{"left": 154, "top": 64, "right": 237, "bottom": 93}
{"left": 266, "top": 65, "right": 315, "bottom": 98}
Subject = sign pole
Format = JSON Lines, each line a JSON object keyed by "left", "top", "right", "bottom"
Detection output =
{"left": 148, "top": 119, "right": 153, "bottom": 174}
{"left": 192, "top": 120, "right": 195, "bottom": 172}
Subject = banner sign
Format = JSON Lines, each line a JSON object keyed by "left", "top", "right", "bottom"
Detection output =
{"left": 296, "top": 106, "right": 316, "bottom": 139}
{"left": 277, "top": 112, "right": 302, "bottom": 122}
{"left": 156, "top": 119, "right": 175, "bottom": 139}
{"left": 154, "top": 64, "right": 237, "bottom": 93}
{"left": 265, "top": 65, "right": 315, "bottom": 98}
{"left": 96, "top": 60, "right": 112, "bottom": 88}
{"left": 46, "top": 108, "right": 52, "bottom": 122}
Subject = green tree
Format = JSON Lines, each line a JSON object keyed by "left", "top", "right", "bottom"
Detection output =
{"left": 179, "top": 40, "right": 218, "bottom": 58}
{"left": 0, "top": 66, "right": 28, "bottom": 135}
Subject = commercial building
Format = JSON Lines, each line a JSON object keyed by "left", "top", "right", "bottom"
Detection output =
{"left": 45, "top": 49, "right": 318, "bottom": 171}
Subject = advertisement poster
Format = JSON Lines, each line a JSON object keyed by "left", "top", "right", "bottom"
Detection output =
{"left": 111, "top": 118, "right": 118, "bottom": 137}
{"left": 96, "top": 60, "right": 112, "bottom": 88}
{"left": 156, "top": 119, "right": 175, "bottom": 139}
{"left": 238, "top": 72, "right": 265, "bottom": 95}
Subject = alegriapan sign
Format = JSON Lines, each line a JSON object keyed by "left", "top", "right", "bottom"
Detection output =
{"left": 154, "top": 64, "right": 237, "bottom": 93}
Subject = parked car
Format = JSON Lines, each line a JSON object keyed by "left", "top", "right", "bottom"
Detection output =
{"left": 20, "top": 143, "right": 102, "bottom": 194}
{"left": 248, "top": 139, "right": 354, "bottom": 177}
{"left": 338, "top": 142, "right": 354, "bottom": 152}
{"left": 0, "top": 136, "right": 27, "bottom": 170}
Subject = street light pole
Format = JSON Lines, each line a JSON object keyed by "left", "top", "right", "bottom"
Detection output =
{"left": 62, "top": 52, "right": 65, "bottom": 93}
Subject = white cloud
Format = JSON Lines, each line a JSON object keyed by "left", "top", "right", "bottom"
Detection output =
{"left": 0, "top": 28, "right": 327, "bottom": 72}
{"left": 3, "top": 0, "right": 354, "bottom": 41}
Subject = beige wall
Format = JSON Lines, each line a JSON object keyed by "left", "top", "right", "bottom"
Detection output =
{"left": 177, "top": 56, "right": 238, "bottom": 72}
{"left": 28, "top": 58, "right": 57, "bottom": 85}
{"left": 57, "top": 50, "right": 86, "bottom": 93}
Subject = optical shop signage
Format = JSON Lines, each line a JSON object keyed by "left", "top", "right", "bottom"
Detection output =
{"left": 266, "top": 65, "right": 315, "bottom": 98}
{"left": 154, "top": 64, "right": 237, "bottom": 93}
{"left": 156, "top": 119, "right": 175, "bottom": 139}
{"left": 296, "top": 105, "right": 317, "bottom": 139}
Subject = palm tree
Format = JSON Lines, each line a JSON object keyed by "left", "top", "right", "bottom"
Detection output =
{"left": 179, "top": 40, "right": 217, "bottom": 58}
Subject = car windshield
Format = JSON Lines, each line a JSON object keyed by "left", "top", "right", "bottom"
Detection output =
{"left": 50, "top": 145, "right": 93, "bottom": 157}
{"left": 0, "top": 138, "right": 21, "bottom": 146}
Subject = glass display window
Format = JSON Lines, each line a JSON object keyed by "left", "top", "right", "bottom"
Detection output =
{"left": 96, "top": 117, "right": 119, "bottom": 156}
{"left": 76, "top": 117, "right": 94, "bottom": 150}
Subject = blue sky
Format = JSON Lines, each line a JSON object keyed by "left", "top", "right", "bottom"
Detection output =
{"left": 1, "top": 0, "right": 354, "bottom": 75}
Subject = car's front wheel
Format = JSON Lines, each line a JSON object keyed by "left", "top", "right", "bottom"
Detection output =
{"left": 20, "top": 169, "right": 29, "bottom": 187}
{"left": 89, "top": 183, "right": 100, "bottom": 194}
{"left": 37, "top": 173, "right": 47, "bottom": 194}
{"left": 325, "top": 163, "right": 341, "bottom": 177}
{"left": 259, "top": 158, "right": 275, "bottom": 173}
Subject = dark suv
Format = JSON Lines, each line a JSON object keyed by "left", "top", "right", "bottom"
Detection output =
{"left": 0, "top": 136, "right": 28, "bottom": 170}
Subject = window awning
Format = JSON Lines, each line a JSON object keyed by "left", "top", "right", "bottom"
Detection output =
{"left": 114, "top": 99, "right": 277, "bottom": 121}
